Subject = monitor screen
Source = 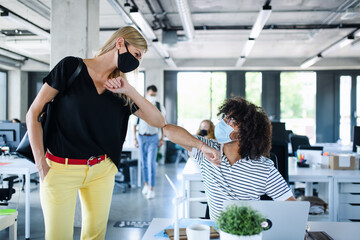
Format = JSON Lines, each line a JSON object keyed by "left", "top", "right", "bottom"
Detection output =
{"left": 353, "top": 126, "right": 360, "bottom": 152}
{"left": 271, "top": 121, "right": 288, "bottom": 143}
{"left": 0, "top": 122, "right": 26, "bottom": 152}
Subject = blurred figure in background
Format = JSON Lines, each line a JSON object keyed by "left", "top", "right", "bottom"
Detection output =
{"left": 195, "top": 120, "right": 215, "bottom": 140}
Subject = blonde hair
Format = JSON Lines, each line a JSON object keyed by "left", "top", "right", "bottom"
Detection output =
{"left": 95, "top": 26, "right": 148, "bottom": 109}
{"left": 196, "top": 120, "right": 216, "bottom": 140}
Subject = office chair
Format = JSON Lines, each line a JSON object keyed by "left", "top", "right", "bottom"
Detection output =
{"left": 115, "top": 152, "right": 137, "bottom": 193}
{"left": 260, "top": 140, "right": 289, "bottom": 200}
{"left": 0, "top": 176, "right": 17, "bottom": 206}
{"left": 290, "top": 135, "right": 310, "bottom": 155}
{"left": 174, "top": 144, "right": 188, "bottom": 165}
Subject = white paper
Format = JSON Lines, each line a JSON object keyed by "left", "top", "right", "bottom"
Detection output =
{"left": 339, "top": 155, "right": 351, "bottom": 167}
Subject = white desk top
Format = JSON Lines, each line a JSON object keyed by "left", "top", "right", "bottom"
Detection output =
{"left": 0, "top": 156, "right": 37, "bottom": 174}
{"left": 142, "top": 218, "right": 360, "bottom": 240}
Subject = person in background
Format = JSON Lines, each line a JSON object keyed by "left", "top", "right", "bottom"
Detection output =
{"left": 12, "top": 118, "right": 21, "bottom": 123}
{"left": 196, "top": 119, "right": 215, "bottom": 139}
{"left": 26, "top": 26, "right": 165, "bottom": 239}
{"left": 163, "top": 97, "right": 295, "bottom": 219}
{"left": 134, "top": 85, "right": 166, "bottom": 199}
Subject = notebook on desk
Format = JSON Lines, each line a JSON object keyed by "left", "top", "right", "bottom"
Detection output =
{"left": 223, "top": 200, "right": 310, "bottom": 240}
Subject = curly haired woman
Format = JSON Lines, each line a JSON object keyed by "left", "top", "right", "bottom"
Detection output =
{"left": 164, "top": 97, "right": 295, "bottom": 219}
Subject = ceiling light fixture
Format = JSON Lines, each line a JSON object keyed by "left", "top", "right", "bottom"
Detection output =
{"left": 0, "top": 10, "right": 50, "bottom": 39}
{"left": 17, "top": 0, "right": 50, "bottom": 20}
{"left": 249, "top": 5, "right": 272, "bottom": 39}
{"left": 130, "top": 7, "right": 157, "bottom": 40}
{"left": 0, "top": 48, "right": 26, "bottom": 61}
{"left": 300, "top": 54, "right": 322, "bottom": 68}
{"left": 106, "top": 0, "right": 133, "bottom": 25}
{"left": 0, "top": 55, "right": 24, "bottom": 68}
{"left": 321, "top": 35, "right": 355, "bottom": 56}
{"left": 241, "top": 38, "right": 256, "bottom": 57}
{"left": 174, "top": 0, "right": 195, "bottom": 41}
{"left": 235, "top": 56, "right": 246, "bottom": 67}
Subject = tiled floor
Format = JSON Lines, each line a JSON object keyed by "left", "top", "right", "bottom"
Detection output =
{"left": 0, "top": 162, "right": 187, "bottom": 240}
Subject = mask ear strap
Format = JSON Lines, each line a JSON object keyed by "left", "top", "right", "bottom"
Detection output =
{"left": 124, "top": 41, "right": 129, "bottom": 52}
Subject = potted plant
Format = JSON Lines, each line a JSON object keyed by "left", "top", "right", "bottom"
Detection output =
{"left": 216, "top": 204, "right": 269, "bottom": 240}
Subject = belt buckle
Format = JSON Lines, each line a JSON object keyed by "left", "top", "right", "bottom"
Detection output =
{"left": 87, "top": 156, "right": 97, "bottom": 167}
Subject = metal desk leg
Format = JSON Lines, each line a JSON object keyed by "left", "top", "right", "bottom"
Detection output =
{"left": 25, "top": 171, "right": 30, "bottom": 239}
{"left": 138, "top": 158, "right": 141, "bottom": 187}
{"left": 305, "top": 182, "right": 313, "bottom": 196}
{"left": 9, "top": 217, "right": 17, "bottom": 240}
{"left": 332, "top": 178, "right": 338, "bottom": 222}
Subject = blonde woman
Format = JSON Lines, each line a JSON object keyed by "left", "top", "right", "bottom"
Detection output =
{"left": 195, "top": 119, "right": 215, "bottom": 140}
{"left": 26, "top": 26, "right": 165, "bottom": 239}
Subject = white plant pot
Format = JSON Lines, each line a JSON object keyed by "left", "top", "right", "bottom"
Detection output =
{"left": 219, "top": 230, "right": 262, "bottom": 240}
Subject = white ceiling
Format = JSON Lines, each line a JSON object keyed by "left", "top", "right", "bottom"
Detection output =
{"left": 0, "top": 0, "right": 360, "bottom": 70}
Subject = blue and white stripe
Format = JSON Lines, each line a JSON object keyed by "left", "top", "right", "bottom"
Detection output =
{"left": 190, "top": 136, "right": 293, "bottom": 219}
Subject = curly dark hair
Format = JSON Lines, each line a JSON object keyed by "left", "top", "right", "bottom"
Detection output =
{"left": 217, "top": 97, "right": 272, "bottom": 160}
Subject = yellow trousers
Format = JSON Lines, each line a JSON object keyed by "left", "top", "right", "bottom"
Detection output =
{"left": 40, "top": 156, "right": 118, "bottom": 240}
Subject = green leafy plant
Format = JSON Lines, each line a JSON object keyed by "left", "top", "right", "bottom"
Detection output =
{"left": 216, "top": 204, "right": 266, "bottom": 236}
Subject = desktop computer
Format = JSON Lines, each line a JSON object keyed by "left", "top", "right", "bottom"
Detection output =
{"left": 0, "top": 122, "right": 27, "bottom": 152}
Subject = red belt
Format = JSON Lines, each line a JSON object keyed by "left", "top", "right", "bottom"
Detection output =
{"left": 46, "top": 152, "right": 106, "bottom": 166}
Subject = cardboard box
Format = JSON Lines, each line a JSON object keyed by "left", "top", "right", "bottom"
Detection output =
{"left": 329, "top": 154, "right": 359, "bottom": 170}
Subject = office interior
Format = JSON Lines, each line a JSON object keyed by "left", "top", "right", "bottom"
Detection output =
{"left": 1, "top": 0, "right": 360, "bottom": 239}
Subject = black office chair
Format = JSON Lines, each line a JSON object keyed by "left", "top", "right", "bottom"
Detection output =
{"left": 115, "top": 152, "right": 137, "bottom": 193}
{"left": 260, "top": 140, "right": 289, "bottom": 200}
{"left": 0, "top": 176, "right": 17, "bottom": 205}
{"left": 290, "top": 135, "right": 310, "bottom": 155}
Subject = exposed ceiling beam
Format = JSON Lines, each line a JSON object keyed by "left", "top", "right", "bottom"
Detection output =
{"left": 17, "top": 0, "right": 50, "bottom": 20}
{"left": 0, "top": 5, "right": 50, "bottom": 39}
{"left": 106, "top": 0, "right": 176, "bottom": 67}
{"left": 174, "top": 0, "right": 195, "bottom": 41}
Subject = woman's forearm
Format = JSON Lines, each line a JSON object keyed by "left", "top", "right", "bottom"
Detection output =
{"left": 163, "top": 124, "right": 203, "bottom": 151}
{"left": 26, "top": 110, "right": 46, "bottom": 166}
{"left": 126, "top": 87, "right": 165, "bottom": 128}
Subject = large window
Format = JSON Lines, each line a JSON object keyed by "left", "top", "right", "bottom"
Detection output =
{"left": 177, "top": 72, "right": 226, "bottom": 134}
{"left": 127, "top": 71, "right": 145, "bottom": 96}
{"left": 245, "top": 72, "right": 262, "bottom": 106}
{"left": 280, "top": 72, "right": 316, "bottom": 143}
{"left": 125, "top": 71, "right": 144, "bottom": 147}
{"left": 0, "top": 71, "right": 6, "bottom": 120}
{"left": 356, "top": 76, "right": 360, "bottom": 126}
{"left": 340, "top": 75, "right": 352, "bottom": 145}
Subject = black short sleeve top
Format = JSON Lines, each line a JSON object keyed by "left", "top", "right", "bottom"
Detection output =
{"left": 43, "top": 56, "right": 138, "bottom": 168}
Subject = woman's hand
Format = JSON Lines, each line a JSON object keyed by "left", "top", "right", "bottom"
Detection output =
{"left": 104, "top": 76, "right": 134, "bottom": 95}
{"left": 201, "top": 144, "right": 221, "bottom": 166}
{"left": 36, "top": 156, "right": 50, "bottom": 182}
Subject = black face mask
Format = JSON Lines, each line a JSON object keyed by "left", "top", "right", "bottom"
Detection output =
{"left": 117, "top": 43, "right": 139, "bottom": 73}
{"left": 199, "top": 129, "right": 208, "bottom": 137}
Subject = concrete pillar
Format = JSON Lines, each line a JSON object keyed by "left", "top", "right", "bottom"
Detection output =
{"left": 51, "top": 0, "right": 100, "bottom": 227}
{"left": 51, "top": 0, "right": 99, "bottom": 67}
{"left": 145, "top": 68, "right": 164, "bottom": 104}
{"left": 7, "top": 70, "right": 28, "bottom": 122}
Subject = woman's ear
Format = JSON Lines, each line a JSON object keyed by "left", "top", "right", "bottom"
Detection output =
{"left": 115, "top": 37, "right": 125, "bottom": 50}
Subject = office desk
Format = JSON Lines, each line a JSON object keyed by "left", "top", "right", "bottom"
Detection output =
{"left": 182, "top": 158, "right": 360, "bottom": 222}
{"left": 0, "top": 156, "right": 38, "bottom": 240}
{"left": 0, "top": 210, "right": 18, "bottom": 240}
{"left": 142, "top": 218, "right": 360, "bottom": 240}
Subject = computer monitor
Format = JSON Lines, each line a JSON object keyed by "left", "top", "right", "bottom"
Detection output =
{"left": 353, "top": 126, "right": 360, "bottom": 152}
{"left": 271, "top": 121, "right": 288, "bottom": 143}
{"left": 0, "top": 122, "right": 27, "bottom": 152}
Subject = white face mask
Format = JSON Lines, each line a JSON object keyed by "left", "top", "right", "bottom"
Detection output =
{"left": 146, "top": 96, "right": 156, "bottom": 103}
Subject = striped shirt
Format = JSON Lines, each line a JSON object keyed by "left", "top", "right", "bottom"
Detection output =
{"left": 190, "top": 136, "right": 293, "bottom": 219}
